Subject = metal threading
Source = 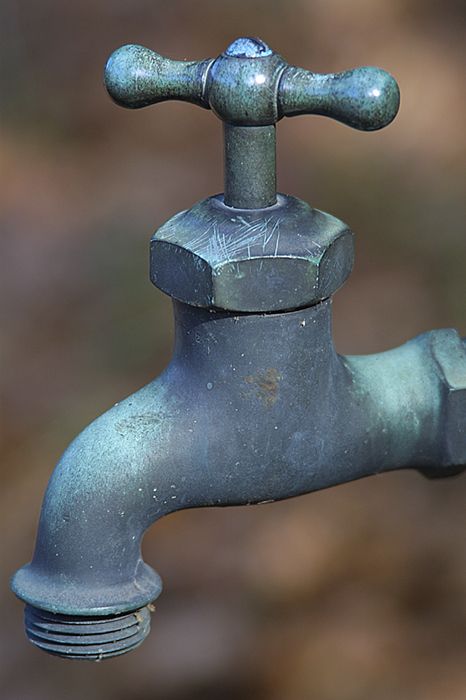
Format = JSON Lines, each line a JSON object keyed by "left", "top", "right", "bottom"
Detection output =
{"left": 24, "top": 604, "right": 152, "bottom": 661}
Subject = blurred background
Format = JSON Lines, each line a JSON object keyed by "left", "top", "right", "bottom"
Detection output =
{"left": 1, "top": 1, "right": 465, "bottom": 698}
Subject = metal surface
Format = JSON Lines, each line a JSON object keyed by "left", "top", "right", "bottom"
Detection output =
{"left": 104, "top": 37, "right": 399, "bottom": 308}
{"left": 104, "top": 37, "right": 399, "bottom": 129}
{"left": 150, "top": 194, "right": 353, "bottom": 312}
{"left": 11, "top": 36, "right": 465, "bottom": 661}
{"left": 24, "top": 605, "right": 152, "bottom": 660}
{"left": 105, "top": 37, "right": 399, "bottom": 220}
{"left": 223, "top": 124, "right": 276, "bottom": 209}
{"left": 12, "top": 302, "right": 466, "bottom": 655}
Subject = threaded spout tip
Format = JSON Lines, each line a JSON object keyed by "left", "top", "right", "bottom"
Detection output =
{"left": 24, "top": 604, "right": 152, "bottom": 660}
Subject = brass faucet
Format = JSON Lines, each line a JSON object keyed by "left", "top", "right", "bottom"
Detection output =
{"left": 11, "top": 37, "right": 465, "bottom": 660}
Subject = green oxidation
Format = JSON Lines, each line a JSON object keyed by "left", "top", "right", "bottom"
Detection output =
{"left": 103, "top": 38, "right": 399, "bottom": 310}
{"left": 430, "top": 329, "right": 466, "bottom": 389}
{"left": 430, "top": 331, "right": 466, "bottom": 465}
{"left": 345, "top": 329, "right": 466, "bottom": 469}
{"left": 104, "top": 44, "right": 211, "bottom": 110}
{"left": 344, "top": 335, "right": 443, "bottom": 467}
{"left": 11, "top": 38, "right": 465, "bottom": 665}
{"left": 12, "top": 378, "right": 171, "bottom": 615}
{"left": 12, "top": 304, "right": 466, "bottom": 620}
{"left": 279, "top": 66, "right": 400, "bottom": 131}
{"left": 104, "top": 38, "right": 400, "bottom": 209}
{"left": 104, "top": 38, "right": 399, "bottom": 129}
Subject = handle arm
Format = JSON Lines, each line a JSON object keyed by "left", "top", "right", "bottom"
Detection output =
{"left": 104, "top": 44, "right": 212, "bottom": 110}
{"left": 279, "top": 65, "right": 400, "bottom": 131}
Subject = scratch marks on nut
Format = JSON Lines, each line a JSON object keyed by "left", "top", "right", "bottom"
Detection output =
{"left": 161, "top": 213, "right": 285, "bottom": 263}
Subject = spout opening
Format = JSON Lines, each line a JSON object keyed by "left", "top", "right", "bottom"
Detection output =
{"left": 24, "top": 604, "right": 152, "bottom": 660}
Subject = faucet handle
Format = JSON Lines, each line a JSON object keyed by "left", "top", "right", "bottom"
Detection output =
{"left": 104, "top": 44, "right": 212, "bottom": 110}
{"left": 104, "top": 38, "right": 399, "bottom": 209}
{"left": 278, "top": 64, "right": 399, "bottom": 131}
{"left": 104, "top": 38, "right": 399, "bottom": 130}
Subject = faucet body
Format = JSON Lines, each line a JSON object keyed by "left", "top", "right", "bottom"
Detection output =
{"left": 11, "top": 37, "right": 466, "bottom": 660}
{"left": 12, "top": 296, "right": 466, "bottom": 656}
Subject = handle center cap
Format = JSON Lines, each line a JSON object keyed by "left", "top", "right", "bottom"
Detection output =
{"left": 225, "top": 37, "right": 273, "bottom": 58}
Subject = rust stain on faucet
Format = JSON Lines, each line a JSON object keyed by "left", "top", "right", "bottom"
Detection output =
{"left": 244, "top": 367, "right": 281, "bottom": 406}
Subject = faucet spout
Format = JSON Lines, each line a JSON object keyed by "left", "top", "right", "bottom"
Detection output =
{"left": 11, "top": 379, "right": 173, "bottom": 657}
{"left": 12, "top": 300, "right": 465, "bottom": 659}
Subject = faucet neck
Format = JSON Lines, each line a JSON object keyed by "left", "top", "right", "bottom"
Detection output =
{"left": 171, "top": 299, "right": 338, "bottom": 388}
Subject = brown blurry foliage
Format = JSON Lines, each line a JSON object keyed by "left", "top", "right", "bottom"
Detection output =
{"left": 1, "top": 1, "right": 465, "bottom": 699}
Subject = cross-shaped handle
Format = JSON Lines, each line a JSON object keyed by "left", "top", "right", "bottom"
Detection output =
{"left": 105, "top": 37, "right": 400, "bottom": 207}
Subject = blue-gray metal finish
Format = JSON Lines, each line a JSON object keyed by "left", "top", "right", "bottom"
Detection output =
{"left": 11, "top": 37, "right": 465, "bottom": 661}
{"left": 103, "top": 37, "right": 399, "bottom": 310}
{"left": 104, "top": 37, "right": 399, "bottom": 211}
{"left": 150, "top": 194, "right": 354, "bottom": 312}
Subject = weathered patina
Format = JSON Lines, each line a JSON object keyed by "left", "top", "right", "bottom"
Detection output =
{"left": 11, "top": 37, "right": 464, "bottom": 661}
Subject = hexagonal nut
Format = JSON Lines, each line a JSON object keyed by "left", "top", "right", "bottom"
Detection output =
{"left": 150, "top": 194, "right": 354, "bottom": 312}
{"left": 430, "top": 329, "right": 466, "bottom": 469}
